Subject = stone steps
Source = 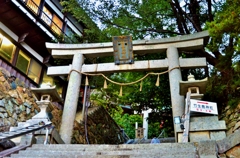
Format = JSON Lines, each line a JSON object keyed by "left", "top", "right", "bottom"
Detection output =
{"left": 9, "top": 153, "right": 195, "bottom": 158}
{"left": 9, "top": 154, "right": 195, "bottom": 158}
{"left": 7, "top": 143, "right": 197, "bottom": 158}
{"left": 29, "top": 143, "right": 194, "bottom": 150}
{"left": 9, "top": 154, "right": 194, "bottom": 158}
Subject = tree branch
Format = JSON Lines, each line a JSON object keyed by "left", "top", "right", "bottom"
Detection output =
{"left": 99, "top": 17, "right": 184, "bottom": 35}
{"left": 170, "top": 0, "right": 190, "bottom": 34}
{"left": 194, "top": 49, "right": 219, "bottom": 66}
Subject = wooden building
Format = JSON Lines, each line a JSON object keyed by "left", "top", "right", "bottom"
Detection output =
{"left": 0, "top": 0, "right": 85, "bottom": 96}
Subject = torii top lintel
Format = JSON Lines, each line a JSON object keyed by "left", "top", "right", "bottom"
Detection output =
{"left": 46, "top": 31, "right": 209, "bottom": 59}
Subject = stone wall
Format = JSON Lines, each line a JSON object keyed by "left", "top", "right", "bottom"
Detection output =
{"left": 0, "top": 67, "right": 63, "bottom": 132}
{"left": 220, "top": 103, "right": 240, "bottom": 135}
{"left": 0, "top": 68, "right": 41, "bottom": 132}
{"left": 219, "top": 103, "right": 240, "bottom": 157}
{"left": 72, "top": 106, "right": 126, "bottom": 144}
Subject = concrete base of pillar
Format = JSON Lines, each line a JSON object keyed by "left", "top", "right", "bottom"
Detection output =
{"left": 176, "top": 116, "right": 226, "bottom": 142}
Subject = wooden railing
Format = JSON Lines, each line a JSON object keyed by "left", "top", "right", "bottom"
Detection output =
{"left": 0, "top": 144, "right": 30, "bottom": 157}
{"left": 0, "top": 122, "right": 64, "bottom": 157}
{"left": 49, "top": 128, "right": 65, "bottom": 144}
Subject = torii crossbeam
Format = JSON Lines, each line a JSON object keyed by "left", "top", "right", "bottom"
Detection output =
{"left": 46, "top": 31, "right": 209, "bottom": 143}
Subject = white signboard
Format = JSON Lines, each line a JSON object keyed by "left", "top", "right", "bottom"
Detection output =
{"left": 190, "top": 99, "right": 218, "bottom": 115}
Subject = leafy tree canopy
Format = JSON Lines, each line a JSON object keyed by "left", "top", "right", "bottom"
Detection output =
{"left": 205, "top": 0, "right": 240, "bottom": 108}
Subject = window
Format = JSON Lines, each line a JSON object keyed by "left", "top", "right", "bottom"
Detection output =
{"left": 65, "top": 26, "right": 74, "bottom": 37}
{"left": 41, "top": 7, "right": 52, "bottom": 26}
{"left": 25, "top": 0, "right": 41, "bottom": 15}
{"left": 27, "top": 59, "right": 42, "bottom": 83}
{"left": 16, "top": 50, "right": 30, "bottom": 74}
{"left": 16, "top": 50, "right": 42, "bottom": 83}
{"left": 40, "top": 6, "right": 63, "bottom": 35}
{"left": 51, "top": 14, "right": 63, "bottom": 35}
{"left": 0, "top": 34, "right": 16, "bottom": 63}
{"left": 65, "top": 26, "right": 78, "bottom": 43}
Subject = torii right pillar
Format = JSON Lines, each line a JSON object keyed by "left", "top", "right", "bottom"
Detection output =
{"left": 167, "top": 46, "right": 185, "bottom": 139}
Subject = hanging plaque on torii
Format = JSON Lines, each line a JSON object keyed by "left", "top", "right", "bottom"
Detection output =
{"left": 112, "top": 35, "right": 134, "bottom": 65}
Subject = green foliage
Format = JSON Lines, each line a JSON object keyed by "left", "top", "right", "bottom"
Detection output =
{"left": 203, "top": 66, "right": 240, "bottom": 110}
{"left": 90, "top": 87, "right": 122, "bottom": 116}
{"left": 113, "top": 113, "right": 142, "bottom": 139}
{"left": 51, "top": 31, "right": 82, "bottom": 44}
{"left": 99, "top": 0, "right": 175, "bottom": 39}
{"left": 60, "top": 0, "right": 109, "bottom": 43}
{"left": 148, "top": 122, "right": 160, "bottom": 138}
{"left": 207, "top": 0, "right": 240, "bottom": 51}
{"left": 205, "top": 0, "right": 240, "bottom": 110}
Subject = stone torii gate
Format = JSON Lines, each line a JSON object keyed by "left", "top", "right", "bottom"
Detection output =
{"left": 46, "top": 31, "right": 209, "bottom": 144}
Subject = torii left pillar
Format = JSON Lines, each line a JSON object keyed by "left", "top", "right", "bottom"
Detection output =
{"left": 60, "top": 53, "right": 83, "bottom": 144}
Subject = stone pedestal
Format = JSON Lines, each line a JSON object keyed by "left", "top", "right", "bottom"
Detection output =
{"left": 176, "top": 116, "right": 226, "bottom": 142}
{"left": 32, "top": 101, "right": 52, "bottom": 123}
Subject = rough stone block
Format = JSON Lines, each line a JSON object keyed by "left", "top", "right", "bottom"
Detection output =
{"left": 190, "top": 116, "right": 219, "bottom": 122}
{"left": 190, "top": 120, "right": 226, "bottom": 131}
{"left": 226, "top": 127, "right": 233, "bottom": 136}
{"left": 0, "top": 100, "right": 4, "bottom": 107}
{"left": 228, "top": 121, "right": 237, "bottom": 129}
{"left": 232, "top": 121, "right": 240, "bottom": 131}
{"left": 198, "top": 140, "right": 217, "bottom": 158}
{"left": 226, "top": 109, "right": 233, "bottom": 116}
{"left": 210, "top": 131, "right": 226, "bottom": 141}
{"left": 190, "top": 131, "right": 210, "bottom": 142}
{"left": 226, "top": 145, "right": 240, "bottom": 158}
{"left": 217, "top": 129, "right": 240, "bottom": 153}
